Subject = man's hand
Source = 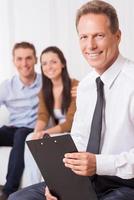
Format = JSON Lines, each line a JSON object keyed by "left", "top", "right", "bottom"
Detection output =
{"left": 63, "top": 152, "right": 96, "bottom": 176}
{"left": 45, "top": 187, "right": 58, "bottom": 200}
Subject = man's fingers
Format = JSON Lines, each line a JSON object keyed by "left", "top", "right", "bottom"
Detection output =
{"left": 45, "top": 187, "right": 57, "bottom": 200}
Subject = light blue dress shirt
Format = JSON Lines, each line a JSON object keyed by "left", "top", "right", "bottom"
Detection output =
{"left": 0, "top": 73, "right": 42, "bottom": 128}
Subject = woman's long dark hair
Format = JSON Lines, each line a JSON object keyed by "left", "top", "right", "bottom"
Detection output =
{"left": 40, "top": 46, "right": 71, "bottom": 124}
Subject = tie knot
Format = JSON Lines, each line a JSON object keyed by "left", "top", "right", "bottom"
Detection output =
{"left": 96, "top": 77, "right": 103, "bottom": 91}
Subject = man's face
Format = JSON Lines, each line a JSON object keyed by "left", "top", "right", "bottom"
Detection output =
{"left": 77, "top": 14, "right": 121, "bottom": 74}
{"left": 13, "top": 48, "right": 37, "bottom": 79}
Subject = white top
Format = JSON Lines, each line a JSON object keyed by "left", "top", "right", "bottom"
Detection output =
{"left": 54, "top": 109, "right": 66, "bottom": 123}
{"left": 71, "top": 54, "right": 134, "bottom": 179}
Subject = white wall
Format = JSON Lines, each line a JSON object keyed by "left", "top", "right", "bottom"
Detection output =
{"left": 0, "top": 0, "right": 134, "bottom": 82}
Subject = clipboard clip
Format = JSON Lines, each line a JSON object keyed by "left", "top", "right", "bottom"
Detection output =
{"left": 40, "top": 134, "right": 50, "bottom": 145}
{"left": 43, "top": 133, "right": 50, "bottom": 139}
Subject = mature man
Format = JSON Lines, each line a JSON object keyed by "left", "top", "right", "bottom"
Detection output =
{"left": 0, "top": 42, "right": 41, "bottom": 200}
{"left": 8, "top": 1, "right": 134, "bottom": 200}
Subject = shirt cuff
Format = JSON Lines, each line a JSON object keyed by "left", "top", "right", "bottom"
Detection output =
{"left": 96, "top": 154, "right": 117, "bottom": 176}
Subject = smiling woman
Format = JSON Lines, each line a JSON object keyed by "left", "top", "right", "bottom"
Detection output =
{"left": 41, "top": 51, "right": 64, "bottom": 81}
{"left": 33, "top": 46, "right": 79, "bottom": 137}
{"left": 23, "top": 46, "right": 79, "bottom": 186}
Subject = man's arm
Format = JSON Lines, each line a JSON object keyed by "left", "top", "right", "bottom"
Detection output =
{"left": 0, "top": 80, "right": 8, "bottom": 106}
{"left": 63, "top": 149, "right": 134, "bottom": 179}
{"left": 96, "top": 148, "right": 134, "bottom": 179}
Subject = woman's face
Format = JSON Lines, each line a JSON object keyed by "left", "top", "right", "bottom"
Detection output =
{"left": 41, "top": 51, "right": 63, "bottom": 81}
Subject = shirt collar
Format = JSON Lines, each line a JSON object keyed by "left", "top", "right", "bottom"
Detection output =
{"left": 92, "top": 54, "right": 125, "bottom": 89}
{"left": 101, "top": 54, "right": 125, "bottom": 89}
{"left": 17, "top": 73, "right": 39, "bottom": 90}
{"left": 16, "top": 76, "right": 25, "bottom": 90}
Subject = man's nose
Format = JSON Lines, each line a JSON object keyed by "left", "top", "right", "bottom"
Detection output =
{"left": 22, "top": 59, "right": 27, "bottom": 66}
{"left": 87, "top": 37, "right": 97, "bottom": 50}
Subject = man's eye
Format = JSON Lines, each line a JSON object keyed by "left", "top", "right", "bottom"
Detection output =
{"left": 96, "top": 34, "right": 104, "bottom": 39}
{"left": 17, "top": 58, "right": 22, "bottom": 61}
{"left": 27, "top": 57, "right": 32, "bottom": 60}
{"left": 80, "top": 35, "right": 87, "bottom": 40}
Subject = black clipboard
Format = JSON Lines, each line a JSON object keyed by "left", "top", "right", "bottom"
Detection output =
{"left": 27, "top": 134, "right": 97, "bottom": 200}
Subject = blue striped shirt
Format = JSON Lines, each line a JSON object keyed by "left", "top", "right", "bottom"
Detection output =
{"left": 0, "top": 73, "right": 42, "bottom": 128}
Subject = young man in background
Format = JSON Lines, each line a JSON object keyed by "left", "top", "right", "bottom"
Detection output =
{"left": 0, "top": 42, "right": 41, "bottom": 200}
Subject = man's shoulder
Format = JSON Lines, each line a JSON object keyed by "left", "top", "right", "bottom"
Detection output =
{"left": 122, "top": 58, "right": 134, "bottom": 81}
{"left": 0, "top": 75, "right": 16, "bottom": 88}
{"left": 0, "top": 76, "right": 17, "bottom": 99}
{"left": 35, "top": 73, "right": 42, "bottom": 84}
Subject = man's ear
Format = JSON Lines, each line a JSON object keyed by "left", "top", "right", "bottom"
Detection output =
{"left": 116, "top": 29, "right": 121, "bottom": 44}
{"left": 35, "top": 57, "right": 38, "bottom": 64}
{"left": 12, "top": 57, "right": 15, "bottom": 65}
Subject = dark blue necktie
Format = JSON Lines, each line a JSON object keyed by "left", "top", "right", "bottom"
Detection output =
{"left": 87, "top": 77, "right": 104, "bottom": 154}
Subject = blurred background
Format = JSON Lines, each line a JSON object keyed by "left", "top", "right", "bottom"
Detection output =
{"left": 0, "top": 0, "right": 134, "bottom": 82}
